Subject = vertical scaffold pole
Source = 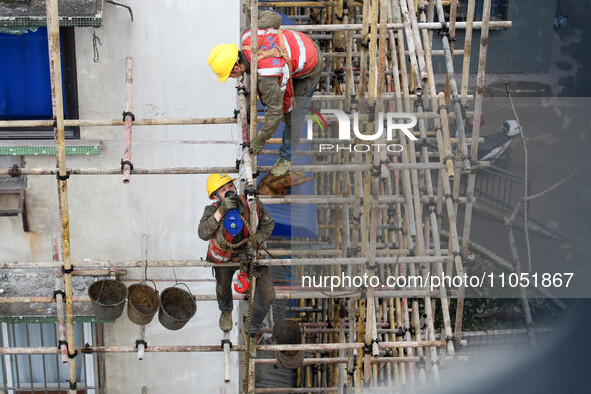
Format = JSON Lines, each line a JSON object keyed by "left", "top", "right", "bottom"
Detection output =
{"left": 44, "top": 0, "right": 77, "bottom": 392}
{"left": 123, "top": 57, "right": 134, "bottom": 183}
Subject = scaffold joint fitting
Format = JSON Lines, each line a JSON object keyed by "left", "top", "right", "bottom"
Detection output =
{"left": 135, "top": 339, "right": 148, "bottom": 349}
{"left": 122, "top": 111, "right": 135, "bottom": 121}
{"left": 56, "top": 171, "right": 71, "bottom": 181}
{"left": 62, "top": 266, "right": 74, "bottom": 275}
{"left": 221, "top": 339, "right": 233, "bottom": 349}
{"left": 121, "top": 159, "right": 134, "bottom": 171}
{"left": 8, "top": 165, "right": 21, "bottom": 178}
{"left": 53, "top": 290, "right": 66, "bottom": 301}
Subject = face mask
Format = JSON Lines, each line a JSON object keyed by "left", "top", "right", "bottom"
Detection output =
{"left": 224, "top": 190, "right": 236, "bottom": 199}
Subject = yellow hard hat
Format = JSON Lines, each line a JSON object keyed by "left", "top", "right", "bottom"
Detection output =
{"left": 206, "top": 173, "right": 236, "bottom": 199}
{"left": 208, "top": 44, "right": 239, "bottom": 82}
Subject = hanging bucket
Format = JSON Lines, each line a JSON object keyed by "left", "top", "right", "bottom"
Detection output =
{"left": 88, "top": 279, "right": 128, "bottom": 321}
{"left": 158, "top": 283, "right": 197, "bottom": 331}
{"left": 127, "top": 281, "right": 160, "bottom": 325}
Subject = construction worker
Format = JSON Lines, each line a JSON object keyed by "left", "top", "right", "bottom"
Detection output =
{"left": 198, "top": 173, "right": 275, "bottom": 334}
{"left": 208, "top": 10, "right": 324, "bottom": 176}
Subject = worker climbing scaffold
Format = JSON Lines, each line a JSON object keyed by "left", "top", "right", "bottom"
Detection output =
{"left": 198, "top": 173, "right": 276, "bottom": 334}
{"left": 208, "top": 10, "right": 324, "bottom": 176}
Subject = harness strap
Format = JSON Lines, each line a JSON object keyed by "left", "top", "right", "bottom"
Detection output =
{"left": 243, "top": 29, "right": 297, "bottom": 110}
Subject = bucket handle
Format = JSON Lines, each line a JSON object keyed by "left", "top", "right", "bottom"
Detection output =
{"left": 94, "top": 269, "right": 123, "bottom": 301}
{"left": 162, "top": 282, "right": 195, "bottom": 304}
{"left": 105, "top": 269, "right": 123, "bottom": 282}
{"left": 129, "top": 279, "right": 159, "bottom": 299}
{"left": 173, "top": 282, "right": 196, "bottom": 301}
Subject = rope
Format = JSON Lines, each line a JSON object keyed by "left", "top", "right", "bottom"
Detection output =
{"left": 243, "top": 256, "right": 256, "bottom": 393}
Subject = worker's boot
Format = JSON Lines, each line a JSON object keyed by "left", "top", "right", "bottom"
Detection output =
{"left": 271, "top": 158, "right": 291, "bottom": 176}
{"left": 219, "top": 312, "right": 233, "bottom": 332}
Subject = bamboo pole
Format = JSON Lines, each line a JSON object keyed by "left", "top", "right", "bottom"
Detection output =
{"left": 505, "top": 211, "right": 536, "bottom": 346}
{"left": 240, "top": 23, "right": 261, "bottom": 387}
{"left": 255, "top": 389, "right": 338, "bottom": 394}
{"left": 45, "top": 1, "right": 77, "bottom": 392}
{"left": 254, "top": 354, "right": 465, "bottom": 365}
{"left": 388, "top": 1, "right": 416, "bottom": 383}
{"left": 415, "top": 101, "right": 455, "bottom": 358}
{"left": 282, "top": 21, "right": 511, "bottom": 32}
{"left": 122, "top": 57, "right": 133, "bottom": 183}
{"left": 397, "top": 3, "right": 429, "bottom": 382}
{"left": 362, "top": 0, "right": 381, "bottom": 383}
{"left": 396, "top": 0, "right": 421, "bottom": 91}
{"left": 444, "top": 0, "right": 458, "bottom": 97}
{"left": 460, "top": 0, "right": 476, "bottom": 98}
{"left": 458, "top": 0, "right": 493, "bottom": 344}
{"left": 403, "top": 0, "right": 428, "bottom": 84}
{"left": 260, "top": 1, "right": 337, "bottom": 6}
{"left": 437, "top": 93, "right": 456, "bottom": 179}
{"left": 435, "top": 0, "right": 471, "bottom": 173}
{"left": 418, "top": 0, "right": 461, "bottom": 361}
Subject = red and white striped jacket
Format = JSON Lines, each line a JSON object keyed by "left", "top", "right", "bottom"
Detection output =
{"left": 242, "top": 28, "right": 318, "bottom": 113}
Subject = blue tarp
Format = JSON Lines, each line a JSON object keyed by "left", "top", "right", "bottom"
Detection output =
{"left": 257, "top": 104, "right": 318, "bottom": 239}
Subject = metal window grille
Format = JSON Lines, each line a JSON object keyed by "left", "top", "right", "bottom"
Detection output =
{"left": 0, "top": 321, "right": 103, "bottom": 393}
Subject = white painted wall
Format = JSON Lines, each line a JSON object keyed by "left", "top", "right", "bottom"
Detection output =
{"left": 0, "top": 0, "right": 243, "bottom": 392}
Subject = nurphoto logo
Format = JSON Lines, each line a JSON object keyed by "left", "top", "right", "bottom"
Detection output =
{"left": 306, "top": 109, "right": 418, "bottom": 153}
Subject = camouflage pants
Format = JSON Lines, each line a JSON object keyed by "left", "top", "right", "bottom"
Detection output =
{"left": 280, "top": 43, "right": 325, "bottom": 161}
{"left": 213, "top": 261, "right": 276, "bottom": 333}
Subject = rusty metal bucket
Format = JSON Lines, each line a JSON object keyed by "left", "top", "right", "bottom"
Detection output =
{"left": 158, "top": 283, "right": 196, "bottom": 331}
{"left": 88, "top": 279, "right": 128, "bottom": 321}
{"left": 127, "top": 281, "right": 160, "bottom": 325}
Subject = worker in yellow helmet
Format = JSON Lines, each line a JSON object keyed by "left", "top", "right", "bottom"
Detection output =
{"left": 198, "top": 173, "right": 275, "bottom": 334}
{"left": 208, "top": 11, "right": 324, "bottom": 176}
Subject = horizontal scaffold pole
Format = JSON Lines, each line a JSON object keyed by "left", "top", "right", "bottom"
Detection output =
{"left": 0, "top": 117, "right": 243, "bottom": 128}
{"left": 0, "top": 162, "right": 488, "bottom": 177}
{"left": 0, "top": 339, "right": 447, "bottom": 355}
{"left": 0, "top": 288, "right": 444, "bottom": 304}
{"left": 283, "top": 21, "right": 511, "bottom": 32}
{"left": 0, "top": 255, "right": 462, "bottom": 270}
{"left": 254, "top": 355, "right": 467, "bottom": 365}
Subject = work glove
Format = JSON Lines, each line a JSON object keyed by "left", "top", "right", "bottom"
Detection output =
{"left": 251, "top": 233, "right": 266, "bottom": 249}
{"left": 250, "top": 135, "right": 265, "bottom": 155}
{"left": 246, "top": 244, "right": 256, "bottom": 258}
{"left": 217, "top": 196, "right": 237, "bottom": 217}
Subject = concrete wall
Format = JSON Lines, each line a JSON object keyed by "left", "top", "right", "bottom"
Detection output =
{"left": 0, "top": 1, "right": 242, "bottom": 392}
{"left": 432, "top": 0, "right": 557, "bottom": 74}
